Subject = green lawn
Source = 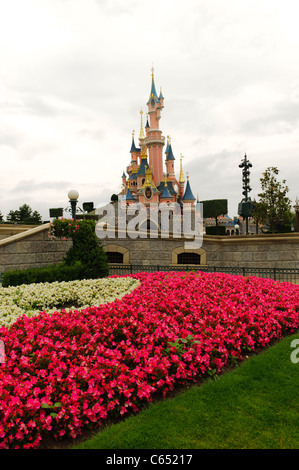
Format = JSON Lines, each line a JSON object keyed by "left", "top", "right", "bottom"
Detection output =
{"left": 73, "top": 331, "right": 299, "bottom": 449}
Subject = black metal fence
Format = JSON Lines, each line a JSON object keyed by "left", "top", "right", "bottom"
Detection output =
{"left": 0, "top": 265, "right": 298, "bottom": 285}
{"left": 108, "top": 264, "right": 299, "bottom": 284}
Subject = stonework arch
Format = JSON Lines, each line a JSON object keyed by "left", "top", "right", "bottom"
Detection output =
{"left": 171, "top": 245, "right": 207, "bottom": 266}
{"left": 104, "top": 244, "right": 130, "bottom": 264}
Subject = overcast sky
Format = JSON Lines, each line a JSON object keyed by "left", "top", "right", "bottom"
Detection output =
{"left": 0, "top": 0, "right": 298, "bottom": 221}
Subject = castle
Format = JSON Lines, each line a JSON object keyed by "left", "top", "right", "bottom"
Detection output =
{"left": 120, "top": 68, "right": 197, "bottom": 208}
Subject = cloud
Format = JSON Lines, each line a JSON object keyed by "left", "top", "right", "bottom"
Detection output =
{"left": 0, "top": 0, "right": 298, "bottom": 221}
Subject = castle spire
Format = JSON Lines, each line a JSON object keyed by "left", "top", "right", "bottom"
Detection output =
{"left": 179, "top": 154, "right": 185, "bottom": 183}
{"left": 139, "top": 108, "right": 145, "bottom": 140}
{"left": 130, "top": 129, "right": 138, "bottom": 153}
{"left": 148, "top": 65, "right": 159, "bottom": 102}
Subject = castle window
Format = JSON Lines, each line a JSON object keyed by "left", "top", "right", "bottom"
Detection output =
{"left": 177, "top": 252, "right": 201, "bottom": 265}
{"left": 107, "top": 252, "right": 124, "bottom": 264}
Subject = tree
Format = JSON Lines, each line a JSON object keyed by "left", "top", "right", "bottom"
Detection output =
{"left": 200, "top": 199, "right": 228, "bottom": 234}
{"left": 110, "top": 194, "right": 118, "bottom": 203}
{"left": 253, "top": 167, "right": 292, "bottom": 233}
{"left": 0, "top": 211, "right": 3, "bottom": 222}
{"left": 6, "top": 204, "right": 42, "bottom": 224}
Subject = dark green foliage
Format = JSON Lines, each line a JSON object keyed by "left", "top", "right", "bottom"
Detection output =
{"left": 49, "top": 208, "right": 63, "bottom": 218}
{"left": 205, "top": 225, "right": 226, "bottom": 235}
{"left": 1, "top": 261, "right": 85, "bottom": 287}
{"left": 201, "top": 199, "right": 228, "bottom": 234}
{"left": 2, "top": 219, "right": 109, "bottom": 287}
{"left": 82, "top": 202, "right": 94, "bottom": 213}
{"left": 6, "top": 204, "right": 42, "bottom": 224}
{"left": 253, "top": 167, "right": 292, "bottom": 233}
{"left": 111, "top": 194, "right": 118, "bottom": 203}
{"left": 62, "top": 220, "right": 109, "bottom": 279}
{"left": 200, "top": 199, "right": 228, "bottom": 218}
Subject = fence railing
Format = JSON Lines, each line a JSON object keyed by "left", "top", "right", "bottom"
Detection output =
{"left": 108, "top": 264, "right": 299, "bottom": 284}
{"left": 0, "top": 266, "right": 298, "bottom": 285}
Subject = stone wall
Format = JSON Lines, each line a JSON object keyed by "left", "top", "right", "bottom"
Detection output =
{"left": 102, "top": 232, "right": 299, "bottom": 269}
{"left": 0, "top": 224, "right": 72, "bottom": 273}
{"left": 0, "top": 224, "right": 39, "bottom": 241}
{"left": 0, "top": 222, "right": 299, "bottom": 275}
{"left": 203, "top": 234, "right": 299, "bottom": 269}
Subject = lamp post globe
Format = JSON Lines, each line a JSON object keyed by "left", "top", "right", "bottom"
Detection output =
{"left": 68, "top": 189, "right": 79, "bottom": 201}
{"left": 68, "top": 189, "right": 79, "bottom": 220}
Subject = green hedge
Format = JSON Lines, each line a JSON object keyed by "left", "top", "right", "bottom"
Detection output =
{"left": 2, "top": 219, "right": 109, "bottom": 287}
{"left": 205, "top": 225, "right": 227, "bottom": 235}
{"left": 1, "top": 261, "right": 86, "bottom": 287}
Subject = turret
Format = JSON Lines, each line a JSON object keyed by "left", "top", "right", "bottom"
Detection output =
{"left": 165, "top": 136, "right": 175, "bottom": 181}
{"left": 182, "top": 173, "right": 196, "bottom": 204}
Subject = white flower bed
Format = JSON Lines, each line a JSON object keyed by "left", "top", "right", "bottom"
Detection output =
{"left": 0, "top": 277, "right": 140, "bottom": 329}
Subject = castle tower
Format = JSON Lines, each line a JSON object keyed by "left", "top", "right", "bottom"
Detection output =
{"left": 121, "top": 68, "right": 197, "bottom": 208}
{"left": 145, "top": 67, "right": 165, "bottom": 187}
{"left": 165, "top": 136, "right": 176, "bottom": 181}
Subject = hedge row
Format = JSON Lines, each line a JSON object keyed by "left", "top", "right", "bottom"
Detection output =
{"left": 2, "top": 219, "right": 109, "bottom": 287}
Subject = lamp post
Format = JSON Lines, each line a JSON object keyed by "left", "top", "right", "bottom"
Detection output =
{"left": 294, "top": 196, "right": 299, "bottom": 232}
{"left": 238, "top": 154, "right": 253, "bottom": 235}
{"left": 68, "top": 189, "right": 79, "bottom": 220}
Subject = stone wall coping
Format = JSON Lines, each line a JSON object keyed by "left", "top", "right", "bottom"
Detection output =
{"left": 105, "top": 228, "right": 299, "bottom": 245}
{"left": 0, "top": 224, "right": 41, "bottom": 235}
{"left": 0, "top": 223, "right": 50, "bottom": 247}
{"left": 203, "top": 232, "right": 299, "bottom": 245}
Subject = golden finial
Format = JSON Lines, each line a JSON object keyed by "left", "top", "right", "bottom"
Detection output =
{"left": 139, "top": 108, "right": 145, "bottom": 140}
{"left": 179, "top": 154, "right": 185, "bottom": 184}
{"left": 186, "top": 172, "right": 189, "bottom": 181}
{"left": 151, "top": 64, "right": 154, "bottom": 77}
{"left": 132, "top": 129, "right": 135, "bottom": 137}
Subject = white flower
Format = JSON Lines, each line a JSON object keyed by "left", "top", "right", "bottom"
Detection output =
{"left": 0, "top": 277, "right": 140, "bottom": 328}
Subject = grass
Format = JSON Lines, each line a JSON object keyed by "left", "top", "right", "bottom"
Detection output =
{"left": 72, "top": 331, "right": 299, "bottom": 449}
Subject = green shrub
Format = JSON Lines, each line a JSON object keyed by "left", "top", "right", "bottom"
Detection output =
{"left": 2, "top": 261, "right": 85, "bottom": 287}
{"left": 2, "top": 219, "right": 109, "bottom": 287}
{"left": 205, "top": 225, "right": 227, "bottom": 235}
{"left": 51, "top": 219, "right": 109, "bottom": 279}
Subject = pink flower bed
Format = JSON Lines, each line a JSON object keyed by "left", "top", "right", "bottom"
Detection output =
{"left": 0, "top": 271, "right": 298, "bottom": 449}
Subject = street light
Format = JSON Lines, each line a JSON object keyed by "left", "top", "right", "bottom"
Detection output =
{"left": 68, "top": 189, "right": 79, "bottom": 220}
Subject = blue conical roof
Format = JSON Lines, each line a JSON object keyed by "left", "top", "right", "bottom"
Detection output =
{"left": 129, "top": 172, "right": 137, "bottom": 180}
{"left": 160, "top": 183, "right": 172, "bottom": 200}
{"left": 126, "top": 187, "right": 136, "bottom": 201}
{"left": 182, "top": 179, "right": 196, "bottom": 202}
{"left": 148, "top": 73, "right": 159, "bottom": 103}
{"left": 166, "top": 143, "right": 175, "bottom": 161}
{"left": 158, "top": 180, "right": 177, "bottom": 196}
{"left": 130, "top": 136, "right": 140, "bottom": 153}
{"left": 136, "top": 157, "right": 149, "bottom": 176}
